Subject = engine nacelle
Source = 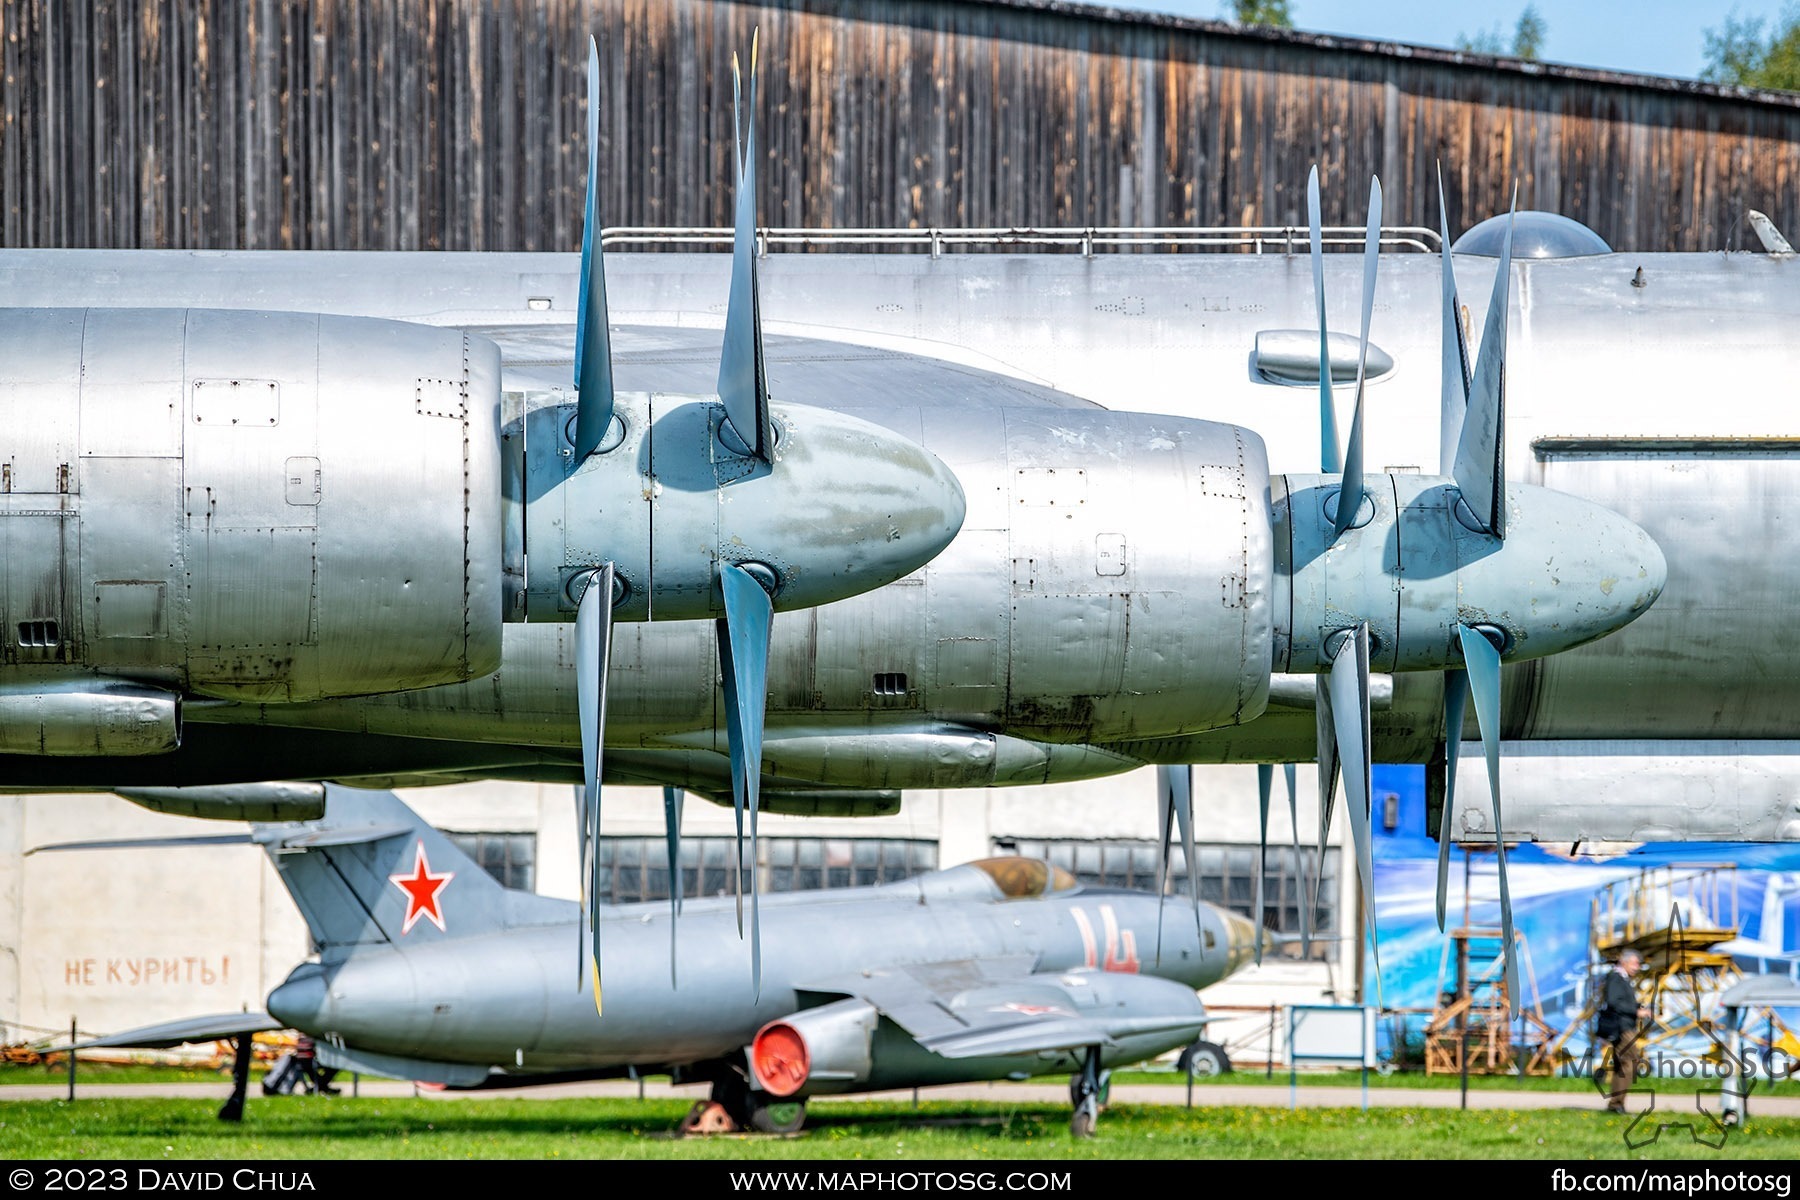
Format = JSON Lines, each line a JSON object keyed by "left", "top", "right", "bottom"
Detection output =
{"left": 815, "top": 404, "right": 1273, "bottom": 744}
{"left": 751, "top": 998, "right": 879, "bottom": 1097}
{"left": 753, "top": 790, "right": 901, "bottom": 818}
{"left": 0, "top": 308, "right": 503, "bottom": 708}
{"left": 115, "top": 782, "right": 326, "bottom": 822}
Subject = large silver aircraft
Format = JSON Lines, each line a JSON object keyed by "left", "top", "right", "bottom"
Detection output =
{"left": 0, "top": 40, "right": 1679, "bottom": 993}
{"left": 44, "top": 783, "right": 1263, "bottom": 1137}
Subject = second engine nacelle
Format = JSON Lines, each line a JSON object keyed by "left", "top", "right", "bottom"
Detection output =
{"left": 115, "top": 782, "right": 327, "bottom": 822}
{"left": 0, "top": 308, "right": 503, "bottom": 706}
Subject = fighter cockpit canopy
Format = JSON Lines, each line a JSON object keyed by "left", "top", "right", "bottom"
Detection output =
{"left": 967, "top": 857, "right": 1081, "bottom": 899}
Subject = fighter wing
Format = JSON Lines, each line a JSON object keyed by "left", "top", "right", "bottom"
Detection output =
{"left": 55, "top": 1011, "right": 281, "bottom": 1052}
{"left": 797, "top": 953, "right": 1040, "bottom": 1041}
{"left": 799, "top": 958, "right": 1214, "bottom": 1058}
{"left": 921, "top": 1012, "right": 1215, "bottom": 1060}
{"left": 917, "top": 974, "right": 1216, "bottom": 1060}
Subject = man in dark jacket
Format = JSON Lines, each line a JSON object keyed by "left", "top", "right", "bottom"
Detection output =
{"left": 1596, "top": 949, "right": 1650, "bottom": 1112}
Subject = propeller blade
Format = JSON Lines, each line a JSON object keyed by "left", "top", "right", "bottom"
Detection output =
{"left": 1307, "top": 166, "right": 1340, "bottom": 475}
{"left": 1452, "top": 185, "right": 1517, "bottom": 538}
{"left": 1283, "top": 762, "right": 1307, "bottom": 955}
{"left": 1255, "top": 764, "right": 1272, "bottom": 966}
{"left": 1153, "top": 764, "right": 1200, "bottom": 964}
{"left": 663, "top": 785, "right": 685, "bottom": 988}
{"left": 717, "top": 31, "right": 772, "bottom": 464}
{"left": 1331, "top": 175, "right": 1381, "bottom": 543}
{"left": 1155, "top": 766, "right": 1174, "bottom": 964}
{"left": 718, "top": 562, "right": 774, "bottom": 997}
{"left": 572, "top": 37, "right": 616, "bottom": 462}
{"left": 1458, "top": 624, "right": 1518, "bottom": 1018}
{"left": 575, "top": 563, "right": 616, "bottom": 1013}
{"left": 1312, "top": 674, "right": 1339, "bottom": 925}
{"left": 1436, "top": 163, "right": 1472, "bottom": 476}
{"left": 573, "top": 784, "right": 587, "bottom": 988}
{"left": 1326, "top": 624, "right": 1381, "bottom": 1000}
{"left": 1437, "top": 669, "right": 1470, "bottom": 934}
{"left": 1173, "top": 765, "right": 1199, "bottom": 930}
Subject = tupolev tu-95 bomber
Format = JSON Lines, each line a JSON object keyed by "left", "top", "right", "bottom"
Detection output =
{"left": 43, "top": 783, "right": 1265, "bottom": 1137}
{"left": 0, "top": 38, "right": 1674, "bottom": 994}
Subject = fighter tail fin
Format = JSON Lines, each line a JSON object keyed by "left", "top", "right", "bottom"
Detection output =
{"left": 255, "top": 785, "right": 568, "bottom": 955}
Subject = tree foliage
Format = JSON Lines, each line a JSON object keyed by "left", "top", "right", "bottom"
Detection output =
{"left": 1228, "top": 0, "right": 1294, "bottom": 28}
{"left": 1512, "top": 5, "right": 1547, "bottom": 61}
{"left": 1456, "top": 5, "right": 1547, "bottom": 61}
{"left": 1703, "top": 8, "right": 1800, "bottom": 91}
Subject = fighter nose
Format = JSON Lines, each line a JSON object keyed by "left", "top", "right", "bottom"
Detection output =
{"left": 1221, "top": 911, "right": 1266, "bottom": 974}
{"left": 267, "top": 968, "right": 328, "bottom": 1029}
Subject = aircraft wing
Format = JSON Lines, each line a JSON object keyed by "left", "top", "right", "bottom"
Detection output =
{"left": 920, "top": 1013, "right": 1216, "bottom": 1060}
{"left": 799, "top": 957, "right": 1213, "bottom": 1058}
{"left": 797, "top": 954, "right": 1041, "bottom": 1040}
{"left": 56, "top": 1011, "right": 281, "bottom": 1052}
{"left": 482, "top": 325, "right": 1100, "bottom": 412}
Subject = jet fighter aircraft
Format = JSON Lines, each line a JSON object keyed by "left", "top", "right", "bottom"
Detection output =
{"left": 44, "top": 783, "right": 1265, "bottom": 1137}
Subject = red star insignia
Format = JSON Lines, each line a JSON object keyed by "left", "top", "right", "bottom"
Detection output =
{"left": 1000, "top": 1002, "right": 1066, "bottom": 1017}
{"left": 389, "top": 841, "right": 454, "bottom": 934}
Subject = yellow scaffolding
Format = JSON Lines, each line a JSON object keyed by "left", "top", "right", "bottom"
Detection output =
{"left": 1423, "top": 924, "right": 1559, "bottom": 1075}
{"left": 1543, "top": 864, "right": 1795, "bottom": 1074}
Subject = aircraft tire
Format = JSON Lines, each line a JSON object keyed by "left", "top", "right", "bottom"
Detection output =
{"left": 749, "top": 1098, "right": 807, "bottom": 1135}
{"left": 1068, "top": 1070, "right": 1112, "bottom": 1109}
{"left": 1179, "top": 1040, "right": 1231, "bottom": 1078}
{"left": 1070, "top": 1097, "right": 1098, "bottom": 1139}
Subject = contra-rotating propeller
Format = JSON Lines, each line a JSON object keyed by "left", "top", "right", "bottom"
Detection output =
{"left": 566, "top": 31, "right": 903, "bottom": 1006}
{"left": 1301, "top": 166, "right": 1384, "bottom": 994}
{"left": 572, "top": 36, "right": 616, "bottom": 1006}
{"left": 573, "top": 34, "right": 771, "bottom": 1004}
{"left": 1431, "top": 164, "right": 1521, "bottom": 1015}
{"left": 1154, "top": 164, "right": 1658, "bottom": 1012}
{"left": 1290, "top": 163, "right": 1524, "bottom": 1014}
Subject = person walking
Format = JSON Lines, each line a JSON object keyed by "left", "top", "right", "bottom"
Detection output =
{"left": 1597, "top": 949, "right": 1651, "bottom": 1112}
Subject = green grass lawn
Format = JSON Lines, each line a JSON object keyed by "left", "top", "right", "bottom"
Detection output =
{"left": 12, "top": 1060, "right": 1791, "bottom": 1098}
{"left": 0, "top": 1062, "right": 241, "bottom": 1087}
{"left": 1, "top": 1096, "right": 1796, "bottom": 1160}
{"left": 1108, "top": 1066, "right": 1794, "bottom": 1094}
{"left": 0, "top": 1061, "right": 403, "bottom": 1087}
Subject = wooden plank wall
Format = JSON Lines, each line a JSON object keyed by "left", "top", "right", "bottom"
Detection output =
{"left": 3, "top": 0, "right": 1798, "bottom": 251}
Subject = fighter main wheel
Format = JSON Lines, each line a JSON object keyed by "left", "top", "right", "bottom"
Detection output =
{"left": 749, "top": 1099, "right": 807, "bottom": 1134}
{"left": 1068, "top": 1070, "right": 1112, "bottom": 1110}
{"left": 1070, "top": 1097, "right": 1098, "bottom": 1139}
{"left": 1179, "top": 1040, "right": 1231, "bottom": 1078}
{"left": 709, "top": 1072, "right": 754, "bottom": 1130}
